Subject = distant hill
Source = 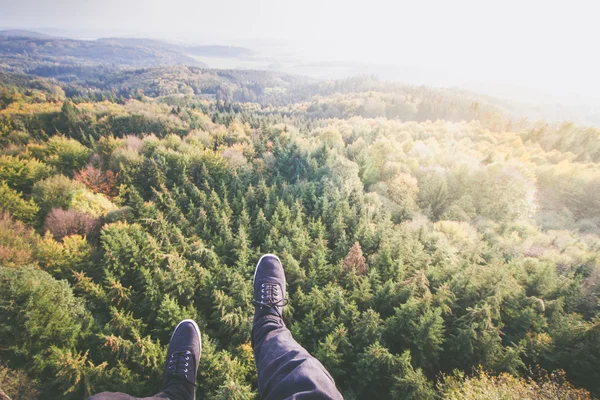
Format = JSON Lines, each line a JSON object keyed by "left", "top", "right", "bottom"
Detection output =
{"left": 0, "top": 35, "right": 206, "bottom": 74}
{"left": 97, "top": 37, "right": 184, "bottom": 52}
{"left": 79, "top": 65, "right": 311, "bottom": 99}
{"left": 0, "top": 29, "right": 54, "bottom": 39}
{"left": 97, "top": 39, "right": 255, "bottom": 59}
{"left": 0, "top": 64, "right": 314, "bottom": 104}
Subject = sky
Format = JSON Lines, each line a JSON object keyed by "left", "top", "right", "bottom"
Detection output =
{"left": 1, "top": 0, "right": 600, "bottom": 104}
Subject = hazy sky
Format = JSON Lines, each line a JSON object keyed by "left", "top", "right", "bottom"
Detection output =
{"left": 1, "top": 0, "right": 599, "bottom": 101}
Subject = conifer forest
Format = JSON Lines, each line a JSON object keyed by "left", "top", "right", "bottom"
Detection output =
{"left": 0, "top": 51, "right": 599, "bottom": 399}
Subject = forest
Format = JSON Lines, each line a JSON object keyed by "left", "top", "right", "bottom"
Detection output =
{"left": 0, "top": 62, "right": 599, "bottom": 400}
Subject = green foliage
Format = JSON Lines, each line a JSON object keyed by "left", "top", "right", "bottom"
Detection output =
{"left": 0, "top": 71, "right": 598, "bottom": 400}
{"left": 418, "top": 172, "right": 449, "bottom": 220}
{"left": 69, "top": 189, "right": 117, "bottom": 217}
{"left": 0, "top": 154, "right": 53, "bottom": 193}
{"left": 32, "top": 174, "right": 85, "bottom": 219}
{"left": 45, "top": 136, "right": 92, "bottom": 174}
{"left": 0, "top": 364, "right": 41, "bottom": 400}
{"left": 439, "top": 368, "right": 593, "bottom": 400}
{"left": 197, "top": 338, "right": 257, "bottom": 399}
{"left": 0, "top": 182, "right": 39, "bottom": 223}
{"left": 35, "top": 232, "right": 91, "bottom": 279}
{"left": 0, "top": 213, "right": 39, "bottom": 267}
{"left": 384, "top": 296, "right": 445, "bottom": 372}
{"left": 0, "top": 266, "right": 91, "bottom": 352}
{"left": 152, "top": 295, "right": 199, "bottom": 342}
{"left": 0, "top": 266, "right": 92, "bottom": 398}
{"left": 355, "top": 343, "right": 435, "bottom": 399}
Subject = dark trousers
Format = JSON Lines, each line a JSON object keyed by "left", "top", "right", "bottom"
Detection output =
{"left": 89, "top": 316, "right": 342, "bottom": 400}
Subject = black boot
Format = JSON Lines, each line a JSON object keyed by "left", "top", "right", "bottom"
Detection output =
{"left": 252, "top": 254, "right": 289, "bottom": 324}
{"left": 162, "top": 319, "right": 201, "bottom": 400}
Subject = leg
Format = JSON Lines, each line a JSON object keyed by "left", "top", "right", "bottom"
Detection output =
{"left": 252, "top": 254, "right": 343, "bottom": 400}
{"left": 253, "top": 316, "right": 342, "bottom": 400}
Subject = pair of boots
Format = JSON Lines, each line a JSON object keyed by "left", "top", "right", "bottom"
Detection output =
{"left": 162, "top": 254, "right": 287, "bottom": 400}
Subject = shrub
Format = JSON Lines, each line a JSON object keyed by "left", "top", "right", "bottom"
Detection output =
{"left": 343, "top": 242, "right": 367, "bottom": 275}
{"left": 0, "top": 182, "right": 39, "bottom": 223}
{"left": 0, "top": 365, "right": 40, "bottom": 400}
{"left": 0, "top": 213, "right": 38, "bottom": 268}
{"left": 222, "top": 147, "right": 248, "bottom": 170}
{"left": 105, "top": 206, "right": 132, "bottom": 224}
{"left": 69, "top": 189, "right": 117, "bottom": 217}
{"left": 0, "top": 266, "right": 91, "bottom": 362}
{"left": 109, "top": 146, "right": 143, "bottom": 172}
{"left": 36, "top": 233, "right": 91, "bottom": 278}
{"left": 439, "top": 369, "right": 592, "bottom": 400}
{"left": 3, "top": 130, "right": 30, "bottom": 145}
{"left": 32, "top": 175, "right": 85, "bottom": 219}
{"left": 43, "top": 208, "right": 100, "bottom": 239}
{"left": 74, "top": 165, "right": 118, "bottom": 198}
{"left": 0, "top": 155, "right": 53, "bottom": 193}
{"left": 46, "top": 136, "right": 92, "bottom": 174}
{"left": 95, "top": 135, "right": 121, "bottom": 161}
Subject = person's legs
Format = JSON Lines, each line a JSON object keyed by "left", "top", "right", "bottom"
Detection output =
{"left": 88, "top": 320, "right": 202, "bottom": 400}
{"left": 252, "top": 254, "right": 343, "bottom": 400}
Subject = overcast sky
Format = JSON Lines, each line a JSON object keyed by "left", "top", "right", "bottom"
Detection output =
{"left": 1, "top": 0, "right": 599, "bottom": 102}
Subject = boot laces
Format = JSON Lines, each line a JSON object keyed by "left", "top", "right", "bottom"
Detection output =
{"left": 166, "top": 350, "right": 195, "bottom": 384}
{"left": 252, "top": 282, "right": 289, "bottom": 312}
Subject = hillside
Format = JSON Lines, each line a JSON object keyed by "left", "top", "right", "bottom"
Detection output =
{"left": 0, "top": 29, "right": 55, "bottom": 39}
{"left": 0, "top": 34, "right": 205, "bottom": 72}
{"left": 0, "top": 32, "right": 259, "bottom": 80}
{"left": 0, "top": 66, "right": 599, "bottom": 400}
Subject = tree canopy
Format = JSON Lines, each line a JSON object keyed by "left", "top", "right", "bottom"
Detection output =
{"left": 0, "top": 69, "right": 599, "bottom": 399}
